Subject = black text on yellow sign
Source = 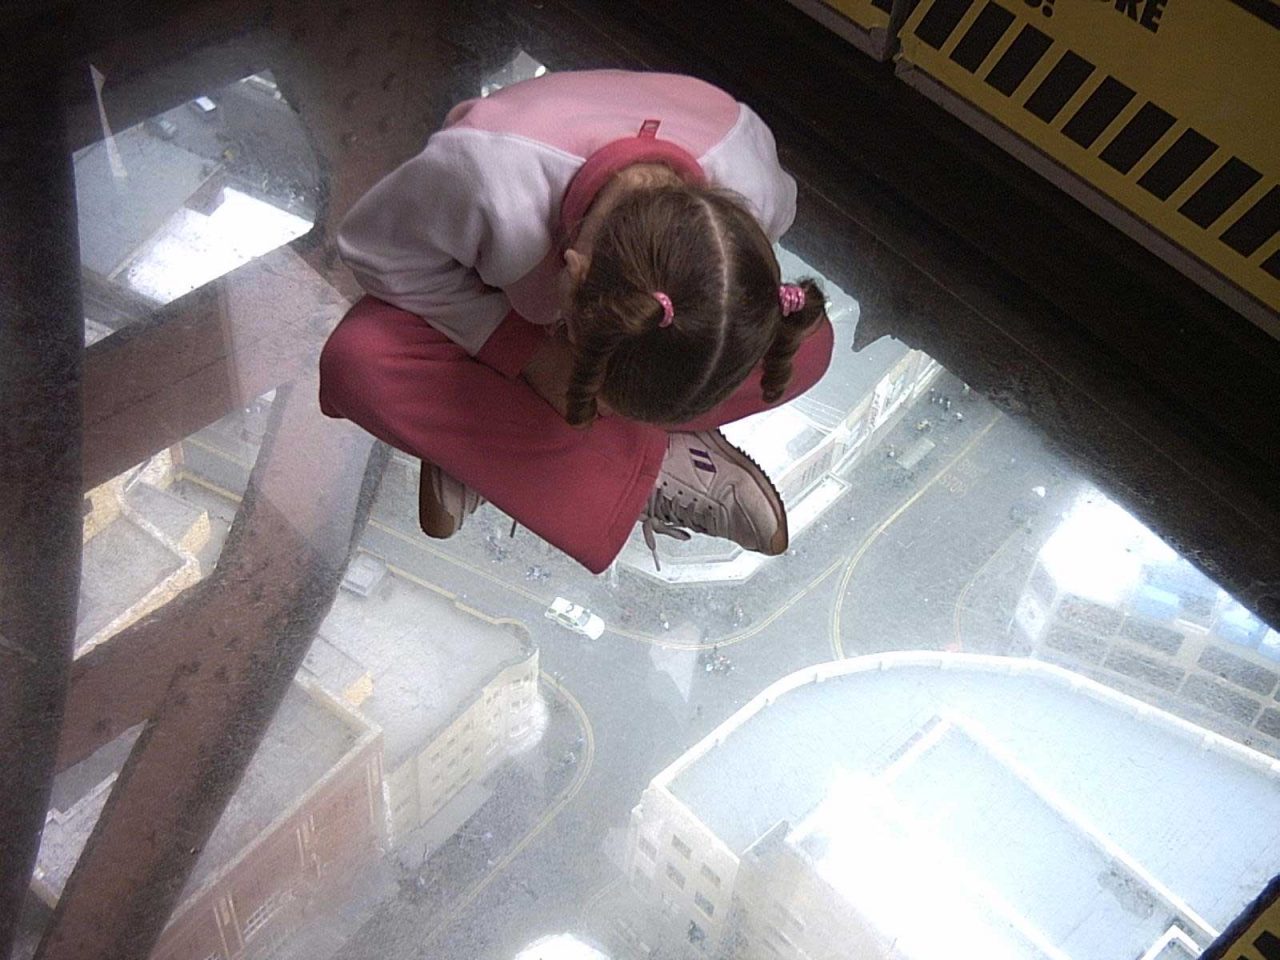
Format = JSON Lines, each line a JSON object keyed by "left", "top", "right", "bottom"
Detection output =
{"left": 897, "top": 0, "right": 1280, "bottom": 324}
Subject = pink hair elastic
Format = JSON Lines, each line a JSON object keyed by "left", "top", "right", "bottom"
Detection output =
{"left": 779, "top": 284, "right": 805, "bottom": 317}
{"left": 653, "top": 291, "right": 674, "bottom": 327}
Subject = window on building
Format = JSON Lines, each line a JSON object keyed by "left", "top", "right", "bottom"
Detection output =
{"left": 699, "top": 863, "right": 721, "bottom": 887}
{"left": 694, "top": 891, "right": 715, "bottom": 917}
{"left": 240, "top": 893, "right": 281, "bottom": 939}
{"left": 671, "top": 834, "right": 692, "bottom": 859}
{"left": 665, "top": 863, "right": 686, "bottom": 889}
{"left": 638, "top": 837, "right": 658, "bottom": 860}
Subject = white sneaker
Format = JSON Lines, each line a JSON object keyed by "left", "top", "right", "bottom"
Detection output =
{"left": 641, "top": 429, "right": 788, "bottom": 570}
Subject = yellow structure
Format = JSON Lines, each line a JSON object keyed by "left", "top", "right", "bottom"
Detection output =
{"left": 896, "top": 0, "right": 1280, "bottom": 334}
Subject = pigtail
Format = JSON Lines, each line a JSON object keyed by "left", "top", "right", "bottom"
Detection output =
{"left": 564, "top": 291, "right": 665, "bottom": 426}
{"left": 760, "top": 278, "right": 826, "bottom": 405}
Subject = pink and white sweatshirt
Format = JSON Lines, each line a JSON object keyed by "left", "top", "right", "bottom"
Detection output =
{"left": 336, "top": 69, "right": 797, "bottom": 378}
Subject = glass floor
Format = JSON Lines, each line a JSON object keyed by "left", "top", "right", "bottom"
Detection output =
{"left": 5, "top": 2, "right": 1279, "bottom": 960}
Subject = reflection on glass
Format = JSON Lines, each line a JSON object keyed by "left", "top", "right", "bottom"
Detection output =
{"left": 37, "top": 47, "right": 1279, "bottom": 960}
{"left": 75, "top": 69, "right": 317, "bottom": 338}
{"left": 1016, "top": 488, "right": 1280, "bottom": 674}
{"left": 480, "top": 50, "right": 549, "bottom": 98}
{"left": 513, "top": 934, "right": 609, "bottom": 959}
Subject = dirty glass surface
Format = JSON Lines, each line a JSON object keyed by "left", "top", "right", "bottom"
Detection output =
{"left": 27, "top": 32, "right": 1280, "bottom": 960}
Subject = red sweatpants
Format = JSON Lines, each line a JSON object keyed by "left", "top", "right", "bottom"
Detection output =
{"left": 319, "top": 296, "right": 834, "bottom": 573}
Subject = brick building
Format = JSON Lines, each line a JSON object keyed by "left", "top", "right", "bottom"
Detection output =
{"left": 35, "top": 678, "right": 384, "bottom": 960}
{"left": 36, "top": 458, "right": 540, "bottom": 959}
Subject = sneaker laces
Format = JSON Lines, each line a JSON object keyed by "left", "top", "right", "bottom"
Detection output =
{"left": 641, "top": 483, "right": 722, "bottom": 571}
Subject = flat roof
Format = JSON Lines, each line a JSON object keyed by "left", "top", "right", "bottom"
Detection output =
{"left": 308, "top": 567, "right": 530, "bottom": 767}
{"left": 666, "top": 656, "right": 1280, "bottom": 940}
{"left": 77, "top": 515, "right": 182, "bottom": 647}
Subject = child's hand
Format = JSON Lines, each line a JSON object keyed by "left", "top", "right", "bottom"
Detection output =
{"left": 522, "top": 334, "right": 615, "bottom": 425}
{"left": 522, "top": 335, "right": 577, "bottom": 422}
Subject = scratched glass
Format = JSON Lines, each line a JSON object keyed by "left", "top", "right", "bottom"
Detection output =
{"left": 26, "top": 41, "right": 1279, "bottom": 960}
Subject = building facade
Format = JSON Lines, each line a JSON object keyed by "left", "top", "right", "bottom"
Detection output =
{"left": 1013, "top": 487, "right": 1280, "bottom": 757}
{"left": 38, "top": 446, "right": 544, "bottom": 959}
{"left": 617, "top": 654, "right": 1280, "bottom": 960}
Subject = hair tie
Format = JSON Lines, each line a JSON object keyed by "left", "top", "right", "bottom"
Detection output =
{"left": 779, "top": 283, "right": 805, "bottom": 317}
{"left": 653, "top": 291, "right": 674, "bottom": 327}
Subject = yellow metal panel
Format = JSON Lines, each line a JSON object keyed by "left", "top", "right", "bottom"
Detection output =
{"left": 899, "top": 0, "right": 1280, "bottom": 318}
{"left": 818, "top": 0, "right": 893, "bottom": 28}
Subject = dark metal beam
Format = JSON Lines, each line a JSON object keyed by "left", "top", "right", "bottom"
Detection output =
{"left": 0, "top": 57, "right": 84, "bottom": 959}
{"left": 81, "top": 248, "right": 349, "bottom": 493}
{"left": 36, "top": 376, "right": 382, "bottom": 960}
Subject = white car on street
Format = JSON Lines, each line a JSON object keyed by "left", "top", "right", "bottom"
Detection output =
{"left": 545, "top": 597, "right": 605, "bottom": 640}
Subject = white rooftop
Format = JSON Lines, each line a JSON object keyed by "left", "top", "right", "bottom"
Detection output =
{"left": 308, "top": 566, "right": 530, "bottom": 766}
{"left": 664, "top": 655, "right": 1280, "bottom": 955}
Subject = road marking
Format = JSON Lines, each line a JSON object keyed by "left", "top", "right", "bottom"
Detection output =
{"left": 830, "top": 414, "right": 1002, "bottom": 660}
{"left": 609, "top": 555, "right": 844, "bottom": 651}
{"left": 181, "top": 431, "right": 935, "bottom": 659}
{"left": 373, "top": 513, "right": 842, "bottom": 654}
{"left": 417, "top": 672, "right": 595, "bottom": 949}
{"left": 368, "top": 517, "right": 548, "bottom": 606}
{"left": 952, "top": 523, "right": 1023, "bottom": 651}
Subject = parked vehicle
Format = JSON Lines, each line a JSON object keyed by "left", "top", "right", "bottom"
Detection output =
{"left": 544, "top": 597, "right": 605, "bottom": 640}
{"left": 188, "top": 95, "right": 218, "bottom": 117}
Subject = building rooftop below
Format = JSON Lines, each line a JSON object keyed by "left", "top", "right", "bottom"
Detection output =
{"left": 789, "top": 724, "right": 1191, "bottom": 959}
{"left": 665, "top": 655, "right": 1280, "bottom": 947}
{"left": 76, "top": 513, "right": 182, "bottom": 647}
{"left": 307, "top": 565, "right": 531, "bottom": 767}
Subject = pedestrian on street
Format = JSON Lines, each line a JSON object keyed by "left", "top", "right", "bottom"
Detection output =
{"left": 319, "top": 70, "right": 834, "bottom": 574}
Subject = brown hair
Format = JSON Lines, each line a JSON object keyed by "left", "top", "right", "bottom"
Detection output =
{"left": 563, "top": 182, "right": 827, "bottom": 426}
